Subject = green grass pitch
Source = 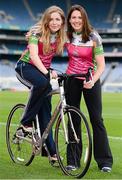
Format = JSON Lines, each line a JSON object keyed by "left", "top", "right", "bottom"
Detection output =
{"left": 0, "top": 91, "right": 122, "bottom": 179}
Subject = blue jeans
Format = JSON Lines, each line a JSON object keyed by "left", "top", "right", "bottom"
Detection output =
{"left": 15, "top": 60, "right": 56, "bottom": 156}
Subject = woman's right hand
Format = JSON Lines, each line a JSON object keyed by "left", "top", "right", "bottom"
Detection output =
{"left": 50, "top": 70, "right": 58, "bottom": 79}
{"left": 45, "top": 70, "right": 57, "bottom": 80}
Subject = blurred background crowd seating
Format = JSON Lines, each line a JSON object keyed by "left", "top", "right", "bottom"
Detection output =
{"left": 0, "top": 0, "right": 122, "bottom": 92}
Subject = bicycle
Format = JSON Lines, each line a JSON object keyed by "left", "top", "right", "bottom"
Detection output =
{"left": 6, "top": 68, "right": 92, "bottom": 178}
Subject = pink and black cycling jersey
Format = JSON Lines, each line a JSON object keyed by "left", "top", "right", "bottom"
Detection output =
{"left": 65, "top": 31, "right": 104, "bottom": 77}
{"left": 20, "top": 34, "right": 57, "bottom": 69}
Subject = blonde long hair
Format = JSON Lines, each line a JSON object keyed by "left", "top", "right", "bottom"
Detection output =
{"left": 28, "top": 6, "right": 66, "bottom": 55}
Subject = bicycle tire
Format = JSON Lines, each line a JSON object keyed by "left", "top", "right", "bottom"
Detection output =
{"left": 55, "top": 106, "right": 92, "bottom": 178}
{"left": 6, "top": 103, "right": 35, "bottom": 166}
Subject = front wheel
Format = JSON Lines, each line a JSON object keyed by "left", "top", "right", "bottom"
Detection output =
{"left": 6, "top": 104, "right": 35, "bottom": 166}
{"left": 55, "top": 106, "right": 92, "bottom": 178}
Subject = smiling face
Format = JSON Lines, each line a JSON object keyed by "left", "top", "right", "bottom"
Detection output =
{"left": 48, "top": 12, "right": 63, "bottom": 33}
{"left": 69, "top": 10, "right": 83, "bottom": 33}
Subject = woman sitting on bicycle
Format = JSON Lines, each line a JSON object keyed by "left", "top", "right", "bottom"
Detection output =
{"left": 15, "top": 5, "right": 66, "bottom": 161}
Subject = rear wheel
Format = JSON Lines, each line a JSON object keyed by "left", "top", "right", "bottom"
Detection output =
{"left": 55, "top": 106, "right": 92, "bottom": 178}
{"left": 6, "top": 104, "right": 35, "bottom": 166}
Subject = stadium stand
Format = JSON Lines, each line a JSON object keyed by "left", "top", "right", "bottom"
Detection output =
{"left": 101, "top": 62, "right": 122, "bottom": 92}
{"left": 0, "top": 0, "right": 33, "bottom": 30}
{"left": 0, "top": 0, "right": 122, "bottom": 91}
{"left": 0, "top": 0, "right": 67, "bottom": 30}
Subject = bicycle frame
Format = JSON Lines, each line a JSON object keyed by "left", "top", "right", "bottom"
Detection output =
{"left": 36, "top": 79, "right": 68, "bottom": 154}
{"left": 16, "top": 68, "right": 93, "bottom": 155}
{"left": 6, "top": 68, "right": 92, "bottom": 179}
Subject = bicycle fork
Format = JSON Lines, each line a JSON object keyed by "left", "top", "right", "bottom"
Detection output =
{"left": 60, "top": 86, "right": 80, "bottom": 144}
{"left": 59, "top": 86, "right": 69, "bottom": 144}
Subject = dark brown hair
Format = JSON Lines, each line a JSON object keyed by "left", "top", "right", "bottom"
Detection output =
{"left": 67, "top": 4, "right": 93, "bottom": 42}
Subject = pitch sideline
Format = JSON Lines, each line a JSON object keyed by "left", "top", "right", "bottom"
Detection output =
{"left": 0, "top": 122, "right": 122, "bottom": 141}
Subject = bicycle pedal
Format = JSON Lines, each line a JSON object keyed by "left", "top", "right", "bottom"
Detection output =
{"left": 16, "top": 129, "right": 24, "bottom": 138}
{"left": 12, "top": 137, "right": 20, "bottom": 144}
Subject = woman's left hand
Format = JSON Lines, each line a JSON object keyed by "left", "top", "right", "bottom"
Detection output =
{"left": 83, "top": 79, "right": 94, "bottom": 89}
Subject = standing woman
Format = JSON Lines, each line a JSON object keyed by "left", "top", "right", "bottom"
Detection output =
{"left": 15, "top": 6, "right": 66, "bottom": 160}
{"left": 65, "top": 5, "right": 113, "bottom": 172}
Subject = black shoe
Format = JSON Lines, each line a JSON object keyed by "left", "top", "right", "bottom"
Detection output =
{"left": 49, "top": 154, "right": 59, "bottom": 167}
{"left": 21, "top": 125, "right": 33, "bottom": 133}
{"left": 101, "top": 167, "right": 112, "bottom": 172}
{"left": 66, "top": 165, "right": 78, "bottom": 171}
{"left": 16, "top": 125, "right": 32, "bottom": 138}
{"left": 50, "top": 154, "right": 58, "bottom": 162}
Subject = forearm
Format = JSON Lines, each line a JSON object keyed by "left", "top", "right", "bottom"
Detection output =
{"left": 93, "top": 64, "right": 105, "bottom": 83}
{"left": 93, "top": 54, "right": 105, "bottom": 83}
{"left": 30, "top": 54, "right": 48, "bottom": 75}
{"left": 29, "top": 44, "right": 48, "bottom": 75}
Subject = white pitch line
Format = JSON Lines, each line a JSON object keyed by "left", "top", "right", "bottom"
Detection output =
{"left": 108, "top": 136, "right": 122, "bottom": 141}
{"left": 0, "top": 122, "right": 122, "bottom": 141}
{"left": 0, "top": 122, "right": 17, "bottom": 127}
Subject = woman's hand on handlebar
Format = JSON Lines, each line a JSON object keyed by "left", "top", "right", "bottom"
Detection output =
{"left": 51, "top": 70, "right": 58, "bottom": 79}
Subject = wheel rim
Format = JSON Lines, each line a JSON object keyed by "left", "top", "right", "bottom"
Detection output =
{"left": 55, "top": 107, "right": 92, "bottom": 178}
{"left": 6, "top": 104, "right": 34, "bottom": 165}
